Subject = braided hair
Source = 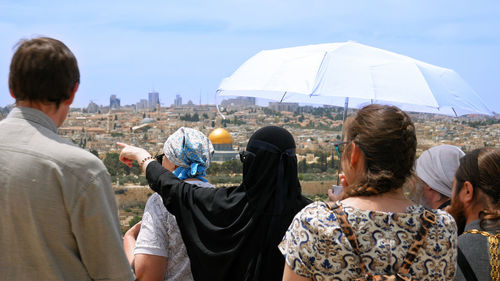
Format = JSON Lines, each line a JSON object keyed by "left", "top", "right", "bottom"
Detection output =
{"left": 454, "top": 148, "right": 500, "bottom": 230}
{"left": 342, "top": 104, "right": 417, "bottom": 198}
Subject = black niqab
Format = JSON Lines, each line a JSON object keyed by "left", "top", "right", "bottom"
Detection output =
{"left": 146, "top": 126, "right": 311, "bottom": 281}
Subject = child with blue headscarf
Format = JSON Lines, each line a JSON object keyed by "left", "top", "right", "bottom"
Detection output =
{"left": 161, "top": 127, "right": 214, "bottom": 182}
{"left": 123, "top": 127, "right": 214, "bottom": 281}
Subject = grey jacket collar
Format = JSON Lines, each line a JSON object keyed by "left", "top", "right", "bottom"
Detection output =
{"left": 464, "top": 219, "right": 481, "bottom": 231}
{"left": 6, "top": 107, "right": 58, "bottom": 134}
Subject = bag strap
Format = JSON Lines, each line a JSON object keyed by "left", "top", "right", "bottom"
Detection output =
{"left": 457, "top": 246, "right": 479, "bottom": 281}
{"left": 330, "top": 203, "right": 372, "bottom": 277}
{"left": 330, "top": 203, "right": 436, "bottom": 279}
{"left": 396, "top": 209, "right": 436, "bottom": 276}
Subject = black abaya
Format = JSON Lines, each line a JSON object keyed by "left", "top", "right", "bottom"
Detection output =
{"left": 146, "top": 126, "right": 311, "bottom": 281}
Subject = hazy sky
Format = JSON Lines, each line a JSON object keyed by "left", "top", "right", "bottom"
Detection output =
{"left": 1, "top": 0, "right": 499, "bottom": 112}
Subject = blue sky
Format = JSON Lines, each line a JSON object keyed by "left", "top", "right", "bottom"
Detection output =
{"left": 1, "top": 0, "right": 499, "bottom": 113}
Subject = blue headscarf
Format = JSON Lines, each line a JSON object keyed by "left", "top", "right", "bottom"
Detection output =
{"left": 163, "top": 127, "right": 214, "bottom": 182}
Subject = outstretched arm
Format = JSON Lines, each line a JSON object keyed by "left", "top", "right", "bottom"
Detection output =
{"left": 117, "top": 142, "right": 155, "bottom": 174}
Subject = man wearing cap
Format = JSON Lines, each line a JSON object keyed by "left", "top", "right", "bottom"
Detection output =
{"left": 408, "top": 144, "right": 465, "bottom": 209}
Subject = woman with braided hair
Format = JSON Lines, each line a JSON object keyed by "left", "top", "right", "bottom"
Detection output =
{"left": 279, "top": 104, "right": 458, "bottom": 281}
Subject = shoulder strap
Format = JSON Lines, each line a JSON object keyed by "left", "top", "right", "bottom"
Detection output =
{"left": 331, "top": 204, "right": 437, "bottom": 279}
{"left": 397, "top": 209, "right": 436, "bottom": 276}
{"left": 457, "top": 246, "right": 479, "bottom": 281}
{"left": 330, "top": 203, "right": 372, "bottom": 277}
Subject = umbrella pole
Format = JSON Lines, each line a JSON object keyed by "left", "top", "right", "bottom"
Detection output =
{"left": 279, "top": 91, "right": 288, "bottom": 103}
{"left": 342, "top": 97, "right": 349, "bottom": 124}
{"left": 336, "top": 97, "right": 349, "bottom": 185}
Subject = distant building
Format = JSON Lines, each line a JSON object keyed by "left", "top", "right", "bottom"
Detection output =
{"left": 221, "top": 97, "right": 256, "bottom": 108}
{"left": 148, "top": 91, "right": 160, "bottom": 109}
{"left": 87, "top": 101, "right": 99, "bottom": 113}
{"left": 269, "top": 102, "right": 299, "bottom": 112}
{"left": 110, "top": 95, "right": 120, "bottom": 109}
{"left": 174, "top": 95, "right": 182, "bottom": 107}
{"left": 136, "top": 99, "right": 148, "bottom": 111}
{"left": 208, "top": 128, "right": 238, "bottom": 162}
{"left": 131, "top": 123, "right": 152, "bottom": 132}
{"left": 141, "top": 118, "right": 156, "bottom": 125}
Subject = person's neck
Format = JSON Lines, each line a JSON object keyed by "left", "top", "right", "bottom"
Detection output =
{"left": 466, "top": 203, "right": 488, "bottom": 226}
{"left": 342, "top": 188, "right": 414, "bottom": 213}
{"left": 432, "top": 198, "right": 450, "bottom": 210}
{"left": 184, "top": 177, "right": 201, "bottom": 182}
{"left": 17, "top": 101, "right": 66, "bottom": 127}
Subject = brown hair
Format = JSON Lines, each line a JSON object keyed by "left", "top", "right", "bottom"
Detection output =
{"left": 9, "top": 37, "right": 80, "bottom": 108}
{"left": 342, "top": 104, "right": 417, "bottom": 197}
{"left": 454, "top": 148, "right": 500, "bottom": 230}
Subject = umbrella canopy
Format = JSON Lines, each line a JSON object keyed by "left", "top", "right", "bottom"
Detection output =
{"left": 217, "top": 41, "right": 492, "bottom": 116}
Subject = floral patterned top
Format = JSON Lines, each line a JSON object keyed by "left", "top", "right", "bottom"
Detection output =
{"left": 278, "top": 201, "right": 457, "bottom": 281}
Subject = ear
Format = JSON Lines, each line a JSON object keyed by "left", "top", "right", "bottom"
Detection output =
{"left": 349, "top": 142, "right": 363, "bottom": 168}
{"left": 63, "top": 83, "right": 79, "bottom": 106}
{"left": 9, "top": 90, "right": 15, "bottom": 99}
{"left": 460, "top": 181, "right": 475, "bottom": 205}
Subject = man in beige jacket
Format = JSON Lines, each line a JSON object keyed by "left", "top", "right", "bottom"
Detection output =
{"left": 0, "top": 37, "right": 134, "bottom": 281}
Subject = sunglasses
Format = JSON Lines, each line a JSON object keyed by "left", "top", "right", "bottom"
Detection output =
{"left": 239, "top": 151, "right": 256, "bottom": 163}
{"left": 333, "top": 141, "right": 350, "bottom": 159}
{"left": 155, "top": 153, "right": 164, "bottom": 165}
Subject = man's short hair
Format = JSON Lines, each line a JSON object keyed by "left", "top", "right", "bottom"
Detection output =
{"left": 9, "top": 37, "right": 80, "bottom": 108}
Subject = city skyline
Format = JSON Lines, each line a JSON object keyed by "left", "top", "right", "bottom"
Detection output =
{"left": 1, "top": 1, "right": 499, "bottom": 113}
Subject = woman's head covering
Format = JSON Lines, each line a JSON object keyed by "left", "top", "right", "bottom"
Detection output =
{"left": 415, "top": 144, "right": 465, "bottom": 197}
{"left": 243, "top": 126, "right": 299, "bottom": 213}
{"left": 157, "top": 126, "right": 311, "bottom": 281}
{"left": 163, "top": 127, "right": 214, "bottom": 181}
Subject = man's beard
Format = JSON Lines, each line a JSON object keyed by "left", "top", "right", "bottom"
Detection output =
{"left": 448, "top": 197, "right": 467, "bottom": 235}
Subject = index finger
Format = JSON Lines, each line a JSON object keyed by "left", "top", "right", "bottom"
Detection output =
{"left": 116, "top": 142, "right": 128, "bottom": 148}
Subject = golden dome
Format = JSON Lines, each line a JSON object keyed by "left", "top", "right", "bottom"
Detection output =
{"left": 209, "top": 128, "right": 232, "bottom": 144}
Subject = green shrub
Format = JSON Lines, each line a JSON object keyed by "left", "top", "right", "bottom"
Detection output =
{"left": 128, "top": 215, "right": 142, "bottom": 228}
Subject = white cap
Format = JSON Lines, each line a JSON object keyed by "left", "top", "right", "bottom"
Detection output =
{"left": 415, "top": 144, "right": 465, "bottom": 198}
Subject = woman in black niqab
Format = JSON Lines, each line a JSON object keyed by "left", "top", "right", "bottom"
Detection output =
{"left": 143, "top": 126, "right": 311, "bottom": 281}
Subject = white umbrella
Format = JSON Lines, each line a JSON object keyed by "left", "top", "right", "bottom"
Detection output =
{"left": 217, "top": 41, "right": 492, "bottom": 116}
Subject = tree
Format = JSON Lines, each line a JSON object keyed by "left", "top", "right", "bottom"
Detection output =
{"left": 298, "top": 159, "right": 308, "bottom": 173}
{"left": 103, "top": 152, "right": 130, "bottom": 176}
{"left": 129, "top": 161, "right": 142, "bottom": 176}
{"left": 221, "top": 159, "right": 242, "bottom": 174}
{"left": 207, "top": 162, "right": 221, "bottom": 175}
{"left": 128, "top": 215, "right": 142, "bottom": 228}
{"left": 316, "top": 151, "right": 328, "bottom": 172}
{"left": 89, "top": 149, "right": 99, "bottom": 158}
